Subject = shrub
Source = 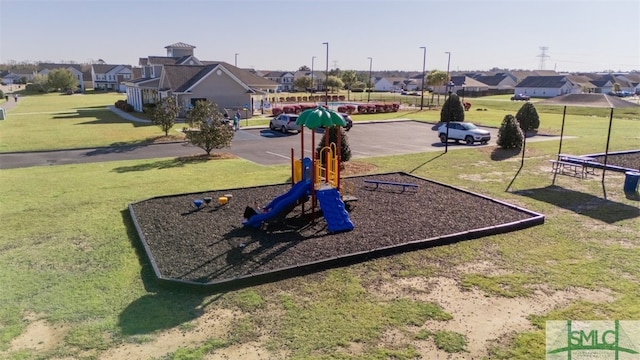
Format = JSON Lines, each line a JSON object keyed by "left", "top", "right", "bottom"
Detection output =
{"left": 440, "top": 94, "right": 465, "bottom": 122}
{"left": 516, "top": 102, "right": 540, "bottom": 132}
{"left": 142, "top": 103, "right": 156, "bottom": 113}
{"left": 496, "top": 114, "right": 524, "bottom": 149}
{"left": 124, "top": 104, "right": 134, "bottom": 112}
{"left": 316, "top": 126, "right": 352, "bottom": 164}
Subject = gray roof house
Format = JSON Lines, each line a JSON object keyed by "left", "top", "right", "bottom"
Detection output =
{"left": 514, "top": 76, "right": 581, "bottom": 98}
{"left": 124, "top": 44, "right": 278, "bottom": 117}
{"left": 91, "top": 64, "right": 133, "bottom": 91}
{"left": 261, "top": 71, "right": 295, "bottom": 92}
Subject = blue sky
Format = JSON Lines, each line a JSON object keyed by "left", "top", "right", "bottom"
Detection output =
{"left": 1, "top": 0, "right": 638, "bottom": 73}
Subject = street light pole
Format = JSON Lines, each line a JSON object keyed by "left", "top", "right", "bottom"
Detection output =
{"left": 234, "top": 53, "right": 239, "bottom": 67}
{"left": 323, "top": 42, "right": 329, "bottom": 106}
{"left": 311, "top": 56, "right": 316, "bottom": 95}
{"left": 420, "top": 46, "right": 426, "bottom": 110}
{"left": 367, "top": 57, "right": 373, "bottom": 102}
{"left": 444, "top": 51, "right": 451, "bottom": 101}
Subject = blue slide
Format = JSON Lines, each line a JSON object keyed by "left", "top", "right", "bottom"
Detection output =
{"left": 243, "top": 180, "right": 311, "bottom": 228}
{"left": 316, "top": 188, "right": 354, "bottom": 233}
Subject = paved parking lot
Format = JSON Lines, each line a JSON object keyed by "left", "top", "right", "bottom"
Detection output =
{"left": 230, "top": 120, "right": 503, "bottom": 165}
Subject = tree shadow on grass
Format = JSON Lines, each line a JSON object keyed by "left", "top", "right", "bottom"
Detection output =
{"left": 490, "top": 148, "right": 522, "bottom": 161}
{"left": 111, "top": 155, "right": 212, "bottom": 173}
{"left": 513, "top": 185, "right": 639, "bottom": 224}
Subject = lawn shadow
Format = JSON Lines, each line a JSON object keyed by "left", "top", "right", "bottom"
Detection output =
{"left": 52, "top": 108, "right": 152, "bottom": 127}
{"left": 490, "top": 148, "right": 521, "bottom": 161}
{"left": 111, "top": 155, "right": 209, "bottom": 173}
{"left": 408, "top": 152, "right": 445, "bottom": 173}
{"left": 118, "top": 292, "right": 217, "bottom": 336}
{"left": 513, "top": 185, "right": 639, "bottom": 223}
{"left": 121, "top": 209, "right": 160, "bottom": 292}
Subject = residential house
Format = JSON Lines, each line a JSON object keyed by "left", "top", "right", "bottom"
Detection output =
{"left": 261, "top": 71, "right": 295, "bottom": 92}
{"left": 91, "top": 64, "right": 133, "bottom": 92}
{"left": 1, "top": 69, "right": 36, "bottom": 84}
{"left": 514, "top": 76, "right": 580, "bottom": 98}
{"left": 617, "top": 72, "right": 640, "bottom": 94}
{"left": 37, "top": 63, "right": 85, "bottom": 90}
{"left": 373, "top": 77, "right": 419, "bottom": 92}
{"left": 433, "top": 76, "right": 489, "bottom": 96}
{"left": 292, "top": 70, "right": 327, "bottom": 92}
{"left": 596, "top": 74, "right": 636, "bottom": 94}
{"left": 565, "top": 75, "right": 603, "bottom": 94}
{"left": 124, "top": 43, "right": 278, "bottom": 116}
{"left": 473, "top": 73, "right": 517, "bottom": 90}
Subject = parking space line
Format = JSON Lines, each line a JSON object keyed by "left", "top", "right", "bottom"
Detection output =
{"left": 265, "top": 151, "right": 290, "bottom": 159}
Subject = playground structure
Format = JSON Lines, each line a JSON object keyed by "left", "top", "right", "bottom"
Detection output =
{"left": 243, "top": 106, "right": 354, "bottom": 233}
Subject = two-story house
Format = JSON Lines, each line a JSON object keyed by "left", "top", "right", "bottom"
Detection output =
{"left": 261, "top": 71, "right": 295, "bottom": 92}
{"left": 37, "top": 63, "right": 85, "bottom": 91}
{"left": 91, "top": 64, "right": 133, "bottom": 92}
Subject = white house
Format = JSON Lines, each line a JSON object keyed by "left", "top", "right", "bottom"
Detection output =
{"left": 91, "top": 64, "right": 133, "bottom": 92}
{"left": 514, "top": 76, "right": 580, "bottom": 98}
{"left": 261, "top": 71, "right": 295, "bottom": 92}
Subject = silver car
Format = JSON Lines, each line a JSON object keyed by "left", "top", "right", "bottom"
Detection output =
{"left": 438, "top": 121, "right": 491, "bottom": 145}
{"left": 269, "top": 114, "right": 301, "bottom": 134}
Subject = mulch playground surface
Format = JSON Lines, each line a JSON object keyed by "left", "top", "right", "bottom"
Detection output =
{"left": 129, "top": 172, "right": 545, "bottom": 288}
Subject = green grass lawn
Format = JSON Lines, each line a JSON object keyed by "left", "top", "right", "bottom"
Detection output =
{"left": 0, "top": 92, "right": 639, "bottom": 359}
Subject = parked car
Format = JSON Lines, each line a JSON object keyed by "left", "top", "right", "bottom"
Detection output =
{"left": 340, "top": 113, "right": 353, "bottom": 131}
{"left": 511, "top": 94, "right": 530, "bottom": 101}
{"left": 319, "top": 113, "right": 353, "bottom": 131}
{"left": 437, "top": 122, "right": 491, "bottom": 145}
{"left": 270, "top": 114, "right": 301, "bottom": 134}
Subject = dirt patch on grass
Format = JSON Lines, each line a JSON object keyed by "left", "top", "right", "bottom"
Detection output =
{"left": 148, "top": 134, "right": 186, "bottom": 143}
{"left": 100, "top": 308, "right": 240, "bottom": 360}
{"left": 9, "top": 317, "right": 68, "bottom": 353}
{"left": 175, "top": 152, "right": 238, "bottom": 161}
{"left": 341, "top": 161, "right": 378, "bottom": 176}
{"left": 369, "top": 276, "right": 613, "bottom": 358}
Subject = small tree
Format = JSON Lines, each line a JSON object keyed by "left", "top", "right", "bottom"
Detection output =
{"left": 293, "top": 76, "right": 313, "bottom": 92}
{"left": 515, "top": 102, "right": 540, "bottom": 132}
{"left": 316, "top": 126, "right": 352, "bottom": 165}
{"left": 341, "top": 70, "right": 357, "bottom": 100}
{"left": 32, "top": 73, "right": 51, "bottom": 92}
{"left": 497, "top": 114, "right": 524, "bottom": 149}
{"left": 440, "top": 93, "right": 465, "bottom": 122}
{"left": 184, "top": 100, "right": 233, "bottom": 155}
{"left": 46, "top": 68, "right": 77, "bottom": 92}
{"left": 325, "top": 75, "right": 344, "bottom": 93}
{"left": 150, "top": 96, "right": 179, "bottom": 136}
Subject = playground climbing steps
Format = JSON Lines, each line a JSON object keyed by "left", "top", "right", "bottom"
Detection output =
{"left": 316, "top": 187, "right": 354, "bottom": 233}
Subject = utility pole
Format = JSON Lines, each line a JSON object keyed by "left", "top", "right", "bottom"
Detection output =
{"left": 420, "top": 46, "right": 426, "bottom": 110}
{"left": 323, "top": 42, "right": 329, "bottom": 106}
{"left": 311, "top": 56, "right": 316, "bottom": 94}
{"left": 367, "top": 57, "right": 373, "bottom": 103}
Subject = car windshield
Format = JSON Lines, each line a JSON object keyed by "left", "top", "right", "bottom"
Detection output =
{"left": 460, "top": 123, "right": 478, "bottom": 130}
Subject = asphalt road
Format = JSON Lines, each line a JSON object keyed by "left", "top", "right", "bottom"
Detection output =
{"left": 0, "top": 120, "right": 560, "bottom": 169}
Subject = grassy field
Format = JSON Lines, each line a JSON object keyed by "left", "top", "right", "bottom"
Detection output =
{"left": 0, "top": 92, "right": 639, "bottom": 359}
